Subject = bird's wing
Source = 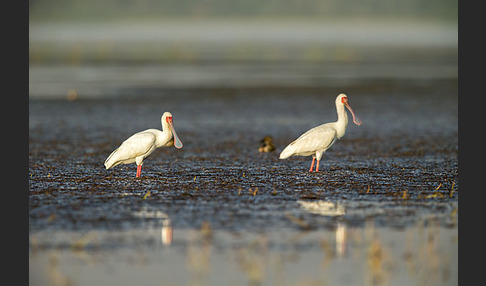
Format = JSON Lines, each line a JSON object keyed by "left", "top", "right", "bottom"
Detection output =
{"left": 286, "top": 124, "right": 337, "bottom": 155}
{"left": 119, "top": 131, "right": 157, "bottom": 157}
{"left": 105, "top": 131, "right": 156, "bottom": 167}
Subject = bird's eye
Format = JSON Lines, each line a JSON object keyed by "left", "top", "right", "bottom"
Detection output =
{"left": 341, "top": 97, "right": 347, "bottom": 104}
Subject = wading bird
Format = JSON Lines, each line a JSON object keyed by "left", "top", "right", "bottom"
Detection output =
{"left": 104, "top": 112, "right": 183, "bottom": 177}
{"left": 279, "top": 93, "right": 361, "bottom": 172}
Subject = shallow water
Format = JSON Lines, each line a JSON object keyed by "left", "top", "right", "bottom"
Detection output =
{"left": 30, "top": 220, "right": 457, "bottom": 286}
{"left": 29, "top": 74, "right": 457, "bottom": 285}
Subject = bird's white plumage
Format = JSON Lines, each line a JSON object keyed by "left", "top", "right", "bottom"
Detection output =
{"left": 279, "top": 93, "right": 361, "bottom": 171}
{"left": 104, "top": 112, "right": 182, "bottom": 176}
{"left": 280, "top": 124, "right": 337, "bottom": 159}
{"left": 104, "top": 130, "right": 159, "bottom": 169}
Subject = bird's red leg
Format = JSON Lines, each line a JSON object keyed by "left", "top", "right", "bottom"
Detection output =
{"left": 136, "top": 165, "right": 142, "bottom": 177}
{"left": 315, "top": 160, "right": 320, "bottom": 172}
{"left": 309, "top": 157, "right": 316, "bottom": 172}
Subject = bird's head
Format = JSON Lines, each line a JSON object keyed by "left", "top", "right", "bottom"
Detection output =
{"left": 163, "top": 112, "right": 173, "bottom": 124}
{"left": 161, "top": 112, "right": 183, "bottom": 149}
{"left": 336, "top": 93, "right": 362, "bottom": 126}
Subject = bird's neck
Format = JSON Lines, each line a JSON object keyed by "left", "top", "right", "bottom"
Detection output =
{"left": 155, "top": 128, "right": 171, "bottom": 147}
{"left": 335, "top": 104, "right": 348, "bottom": 139}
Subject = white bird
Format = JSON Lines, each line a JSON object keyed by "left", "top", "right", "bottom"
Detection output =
{"left": 279, "top": 93, "right": 361, "bottom": 172}
{"left": 104, "top": 111, "right": 183, "bottom": 177}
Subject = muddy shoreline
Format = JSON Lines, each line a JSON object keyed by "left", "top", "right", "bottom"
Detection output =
{"left": 29, "top": 78, "right": 458, "bottom": 231}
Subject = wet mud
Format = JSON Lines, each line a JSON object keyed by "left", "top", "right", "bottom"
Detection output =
{"left": 30, "top": 79, "right": 458, "bottom": 231}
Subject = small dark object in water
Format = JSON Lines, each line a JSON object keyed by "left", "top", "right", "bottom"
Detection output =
{"left": 259, "top": 136, "right": 276, "bottom": 153}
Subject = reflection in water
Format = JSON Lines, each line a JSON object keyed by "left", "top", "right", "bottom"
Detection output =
{"left": 161, "top": 216, "right": 173, "bottom": 246}
{"left": 29, "top": 203, "right": 456, "bottom": 286}
{"left": 298, "top": 200, "right": 347, "bottom": 258}
{"left": 172, "top": 215, "right": 454, "bottom": 285}
{"left": 335, "top": 222, "right": 347, "bottom": 258}
{"left": 297, "top": 200, "right": 346, "bottom": 216}
{"left": 235, "top": 235, "right": 269, "bottom": 286}
{"left": 364, "top": 220, "right": 391, "bottom": 286}
{"left": 296, "top": 203, "right": 394, "bottom": 286}
{"left": 48, "top": 252, "right": 73, "bottom": 286}
{"left": 28, "top": 216, "right": 457, "bottom": 286}
{"left": 186, "top": 222, "right": 213, "bottom": 286}
{"left": 132, "top": 209, "right": 173, "bottom": 246}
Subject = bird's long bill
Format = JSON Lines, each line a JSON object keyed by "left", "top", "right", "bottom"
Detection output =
{"left": 169, "top": 122, "right": 183, "bottom": 149}
{"left": 344, "top": 102, "right": 362, "bottom": 126}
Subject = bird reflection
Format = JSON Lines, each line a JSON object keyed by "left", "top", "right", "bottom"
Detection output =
{"left": 297, "top": 200, "right": 346, "bottom": 216}
{"left": 161, "top": 217, "right": 173, "bottom": 246}
{"left": 131, "top": 209, "right": 173, "bottom": 246}
{"left": 335, "top": 222, "right": 347, "bottom": 258}
{"left": 298, "top": 200, "right": 347, "bottom": 258}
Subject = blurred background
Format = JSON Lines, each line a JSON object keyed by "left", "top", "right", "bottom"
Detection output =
{"left": 29, "top": 0, "right": 457, "bottom": 99}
